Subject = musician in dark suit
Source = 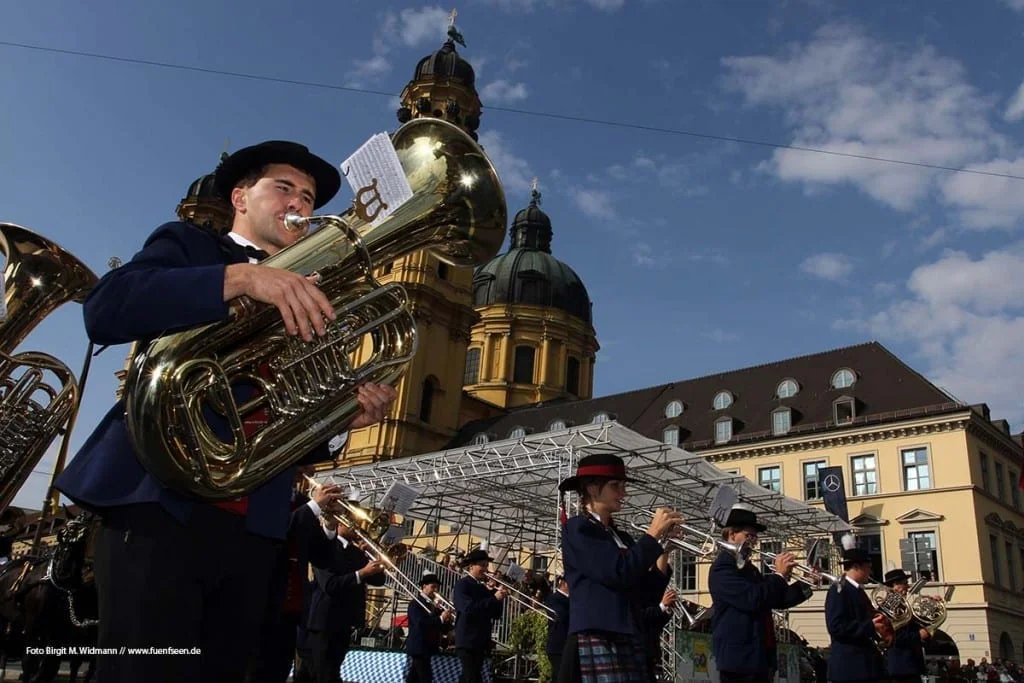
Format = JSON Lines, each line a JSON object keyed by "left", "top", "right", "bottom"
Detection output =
{"left": 405, "top": 572, "right": 454, "bottom": 683}
{"left": 452, "top": 548, "right": 506, "bottom": 683}
{"left": 825, "top": 545, "right": 888, "bottom": 683}
{"left": 307, "top": 516, "right": 387, "bottom": 683}
{"left": 639, "top": 585, "right": 677, "bottom": 683}
{"left": 248, "top": 471, "right": 342, "bottom": 683}
{"left": 54, "top": 140, "right": 398, "bottom": 683}
{"left": 558, "top": 453, "right": 682, "bottom": 683}
{"left": 709, "top": 507, "right": 812, "bottom": 683}
{"left": 543, "top": 575, "right": 570, "bottom": 677}
{"left": 881, "top": 569, "right": 929, "bottom": 683}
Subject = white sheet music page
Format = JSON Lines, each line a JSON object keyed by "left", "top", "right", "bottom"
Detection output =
{"left": 340, "top": 133, "right": 413, "bottom": 226}
{"left": 504, "top": 562, "right": 526, "bottom": 582}
{"left": 378, "top": 481, "right": 420, "bottom": 516}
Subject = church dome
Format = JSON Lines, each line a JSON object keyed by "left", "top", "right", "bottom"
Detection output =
{"left": 413, "top": 39, "right": 475, "bottom": 86}
{"left": 473, "top": 187, "right": 592, "bottom": 323}
{"left": 183, "top": 172, "right": 220, "bottom": 202}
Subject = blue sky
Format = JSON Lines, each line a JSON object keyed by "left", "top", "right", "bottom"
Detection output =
{"left": 4, "top": 0, "right": 1024, "bottom": 509}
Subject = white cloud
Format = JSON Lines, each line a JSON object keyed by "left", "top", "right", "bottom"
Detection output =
{"left": 348, "top": 7, "right": 451, "bottom": 85}
{"left": 704, "top": 328, "right": 739, "bottom": 343}
{"left": 1000, "top": 0, "right": 1024, "bottom": 10}
{"left": 940, "top": 157, "right": 1024, "bottom": 229}
{"left": 480, "top": 79, "right": 529, "bottom": 103}
{"left": 477, "top": 130, "right": 535, "bottom": 195}
{"left": 836, "top": 244, "right": 1024, "bottom": 429}
{"left": 721, "top": 23, "right": 1005, "bottom": 213}
{"left": 586, "top": 0, "right": 625, "bottom": 10}
{"left": 569, "top": 187, "right": 618, "bottom": 220}
{"left": 800, "top": 252, "right": 853, "bottom": 281}
{"left": 1005, "top": 80, "right": 1024, "bottom": 122}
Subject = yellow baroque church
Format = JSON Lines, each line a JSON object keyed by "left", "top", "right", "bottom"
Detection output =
{"left": 167, "top": 25, "right": 1023, "bottom": 666}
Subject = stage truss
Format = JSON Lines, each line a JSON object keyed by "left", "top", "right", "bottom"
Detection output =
{"left": 314, "top": 421, "right": 849, "bottom": 561}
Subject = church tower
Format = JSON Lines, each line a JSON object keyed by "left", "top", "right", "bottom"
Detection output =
{"left": 175, "top": 154, "right": 232, "bottom": 236}
{"left": 340, "top": 14, "right": 486, "bottom": 463}
{"left": 464, "top": 183, "right": 598, "bottom": 409}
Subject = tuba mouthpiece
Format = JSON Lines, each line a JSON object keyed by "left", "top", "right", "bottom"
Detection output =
{"left": 283, "top": 213, "right": 309, "bottom": 232}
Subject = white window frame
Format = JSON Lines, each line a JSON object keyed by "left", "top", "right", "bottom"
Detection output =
{"left": 509, "top": 426, "right": 527, "bottom": 439}
{"left": 906, "top": 529, "right": 941, "bottom": 583}
{"left": 757, "top": 464, "right": 782, "bottom": 493}
{"left": 776, "top": 378, "right": 799, "bottom": 399}
{"left": 901, "top": 445, "right": 932, "bottom": 492}
{"left": 772, "top": 407, "right": 792, "bottom": 436}
{"left": 850, "top": 452, "right": 879, "bottom": 496}
{"left": 549, "top": 419, "right": 567, "bottom": 431}
{"left": 472, "top": 433, "right": 490, "bottom": 446}
{"left": 714, "top": 417, "right": 733, "bottom": 444}
{"left": 592, "top": 412, "right": 610, "bottom": 424}
{"left": 802, "top": 459, "right": 827, "bottom": 501}
{"left": 834, "top": 396, "right": 856, "bottom": 425}
{"left": 713, "top": 391, "right": 733, "bottom": 411}
{"left": 664, "top": 400, "right": 683, "bottom": 418}
{"left": 663, "top": 426, "right": 680, "bottom": 447}
{"left": 831, "top": 368, "right": 856, "bottom": 390}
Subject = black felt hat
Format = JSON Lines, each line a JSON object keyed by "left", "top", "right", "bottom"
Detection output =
{"left": 460, "top": 548, "right": 494, "bottom": 567}
{"left": 214, "top": 140, "right": 341, "bottom": 209}
{"left": 419, "top": 573, "right": 441, "bottom": 587}
{"left": 842, "top": 547, "right": 872, "bottom": 566}
{"left": 883, "top": 568, "right": 910, "bottom": 586}
{"left": 724, "top": 507, "right": 767, "bottom": 533}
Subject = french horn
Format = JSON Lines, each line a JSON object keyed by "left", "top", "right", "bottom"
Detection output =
{"left": 123, "top": 118, "right": 506, "bottom": 500}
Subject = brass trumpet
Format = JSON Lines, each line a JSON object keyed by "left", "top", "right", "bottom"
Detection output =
{"left": 737, "top": 539, "right": 841, "bottom": 588}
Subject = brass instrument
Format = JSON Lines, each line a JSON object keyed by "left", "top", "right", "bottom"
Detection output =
{"left": 627, "top": 508, "right": 746, "bottom": 568}
{"left": 481, "top": 571, "right": 557, "bottom": 621}
{"left": 0, "top": 224, "right": 98, "bottom": 512}
{"left": 909, "top": 585, "right": 954, "bottom": 635}
{"left": 673, "top": 599, "right": 710, "bottom": 629}
{"left": 870, "top": 584, "right": 914, "bottom": 639}
{"left": 124, "top": 118, "right": 506, "bottom": 500}
{"left": 738, "top": 538, "right": 841, "bottom": 587}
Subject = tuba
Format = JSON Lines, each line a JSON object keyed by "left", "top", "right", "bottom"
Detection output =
{"left": 124, "top": 118, "right": 506, "bottom": 500}
{"left": 0, "top": 224, "right": 98, "bottom": 512}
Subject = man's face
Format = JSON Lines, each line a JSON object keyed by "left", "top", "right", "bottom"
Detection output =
{"left": 232, "top": 163, "right": 316, "bottom": 253}
{"left": 848, "top": 561, "right": 872, "bottom": 583}
{"left": 892, "top": 580, "right": 909, "bottom": 595}
{"left": 468, "top": 561, "right": 488, "bottom": 579}
{"left": 422, "top": 583, "right": 437, "bottom": 597}
{"left": 728, "top": 526, "right": 759, "bottom": 547}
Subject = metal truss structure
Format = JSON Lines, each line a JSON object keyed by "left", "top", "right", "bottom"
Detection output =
{"left": 314, "top": 422, "right": 849, "bottom": 559}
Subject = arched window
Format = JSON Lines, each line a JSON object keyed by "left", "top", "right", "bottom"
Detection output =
{"left": 472, "top": 433, "right": 490, "bottom": 446}
{"left": 464, "top": 348, "right": 481, "bottom": 385}
{"left": 832, "top": 368, "right": 856, "bottom": 390}
{"left": 549, "top": 419, "right": 567, "bottom": 431}
{"left": 713, "top": 391, "right": 733, "bottom": 411}
{"left": 419, "top": 377, "right": 438, "bottom": 423}
{"left": 592, "top": 412, "right": 610, "bottom": 424}
{"left": 513, "top": 346, "right": 536, "bottom": 384}
{"left": 509, "top": 426, "right": 527, "bottom": 439}
{"left": 776, "top": 379, "right": 799, "bottom": 399}
{"left": 664, "top": 400, "right": 683, "bottom": 418}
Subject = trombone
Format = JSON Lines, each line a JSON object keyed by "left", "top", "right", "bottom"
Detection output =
{"left": 479, "top": 571, "right": 557, "bottom": 622}
{"left": 306, "top": 476, "right": 435, "bottom": 613}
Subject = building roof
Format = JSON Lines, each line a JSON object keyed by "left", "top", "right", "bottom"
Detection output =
{"left": 449, "top": 341, "right": 963, "bottom": 448}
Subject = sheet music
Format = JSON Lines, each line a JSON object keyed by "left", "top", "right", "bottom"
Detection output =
{"left": 340, "top": 132, "right": 413, "bottom": 226}
{"left": 378, "top": 481, "right": 420, "bottom": 516}
{"left": 709, "top": 485, "right": 737, "bottom": 526}
{"left": 380, "top": 524, "right": 407, "bottom": 549}
{"left": 504, "top": 562, "right": 525, "bottom": 582}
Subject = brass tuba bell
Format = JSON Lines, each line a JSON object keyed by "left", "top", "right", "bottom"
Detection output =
{"left": 0, "top": 223, "right": 98, "bottom": 512}
{"left": 124, "top": 118, "right": 507, "bottom": 500}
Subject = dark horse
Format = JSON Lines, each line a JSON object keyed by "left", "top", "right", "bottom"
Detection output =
{"left": 0, "top": 512, "right": 99, "bottom": 683}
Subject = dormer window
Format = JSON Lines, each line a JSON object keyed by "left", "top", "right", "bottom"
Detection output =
{"left": 776, "top": 379, "right": 799, "bottom": 399}
{"left": 832, "top": 368, "right": 856, "bottom": 390}
{"left": 713, "top": 391, "right": 733, "bottom": 411}
{"left": 509, "top": 426, "right": 527, "bottom": 439}
{"left": 665, "top": 400, "right": 683, "bottom": 418}
{"left": 834, "top": 396, "right": 856, "bottom": 425}
{"left": 715, "top": 417, "right": 733, "bottom": 444}
{"left": 549, "top": 419, "right": 567, "bottom": 431}
{"left": 592, "top": 412, "right": 610, "bottom": 424}
{"left": 472, "top": 433, "right": 490, "bottom": 446}
{"left": 772, "top": 408, "right": 792, "bottom": 436}
{"left": 663, "top": 426, "right": 680, "bottom": 446}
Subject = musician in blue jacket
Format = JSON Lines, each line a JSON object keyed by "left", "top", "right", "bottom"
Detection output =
{"left": 881, "top": 569, "right": 930, "bottom": 683}
{"left": 54, "top": 140, "right": 397, "bottom": 683}
{"left": 709, "top": 506, "right": 812, "bottom": 683}
{"left": 544, "top": 575, "right": 570, "bottom": 677}
{"left": 558, "top": 453, "right": 682, "bottom": 683}
{"left": 405, "top": 572, "right": 455, "bottom": 683}
{"left": 825, "top": 545, "right": 888, "bottom": 683}
{"left": 452, "top": 548, "right": 506, "bottom": 683}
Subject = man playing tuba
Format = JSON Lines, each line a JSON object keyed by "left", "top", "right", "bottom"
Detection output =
{"left": 55, "top": 140, "right": 397, "bottom": 683}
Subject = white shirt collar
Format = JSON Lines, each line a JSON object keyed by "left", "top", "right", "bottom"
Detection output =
{"left": 226, "top": 232, "right": 261, "bottom": 264}
{"left": 338, "top": 535, "right": 350, "bottom": 549}
{"left": 845, "top": 575, "right": 861, "bottom": 589}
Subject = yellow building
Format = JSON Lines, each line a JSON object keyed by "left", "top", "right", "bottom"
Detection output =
{"left": 449, "top": 342, "right": 1024, "bottom": 664}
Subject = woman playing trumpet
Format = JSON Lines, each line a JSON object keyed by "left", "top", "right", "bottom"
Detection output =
{"left": 558, "top": 453, "right": 683, "bottom": 683}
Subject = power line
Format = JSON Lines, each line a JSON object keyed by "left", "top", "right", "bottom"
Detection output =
{"left": 2, "top": 39, "right": 1024, "bottom": 182}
